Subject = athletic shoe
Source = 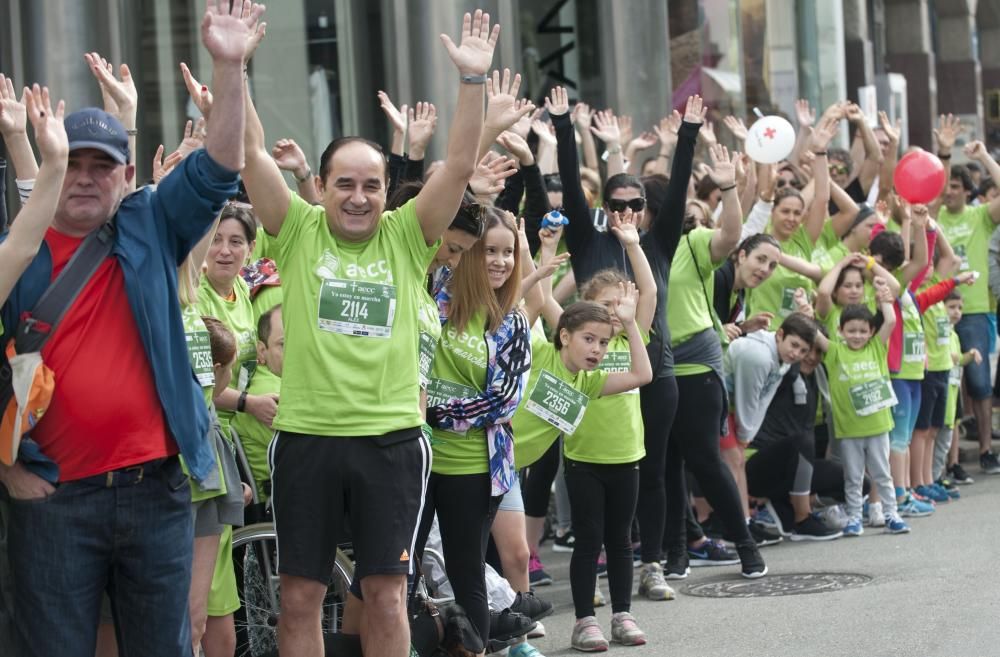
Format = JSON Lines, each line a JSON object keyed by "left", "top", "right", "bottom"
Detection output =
{"left": 631, "top": 543, "right": 642, "bottom": 568}
{"left": 898, "top": 495, "right": 934, "bottom": 517}
{"left": 842, "top": 519, "right": 863, "bottom": 537}
{"left": 570, "top": 616, "right": 609, "bottom": 652}
{"left": 610, "top": 612, "right": 647, "bottom": 646}
{"left": 528, "top": 555, "right": 553, "bottom": 587}
{"left": 489, "top": 608, "right": 537, "bottom": 644}
{"left": 948, "top": 463, "right": 974, "bottom": 484}
{"left": 596, "top": 552, "right": 607, "bottom": 578}
{"left": 663, "top": 552, "right": 690, "bottom": 580}
{"left": 687, "top": 539, "right": 740, "bottom": 567}
{"left": 884, "top": 515, "right": 911, "bottom": 534}
{"left": 638, "top": 562, "right": 676, "bottom": 600}
{"left": 748, "top": 520, "right": 783, "bottom": 547}
{"left": 552, "top": 530, "right": 576, "bottom": 553}
{"left": 528, "top": 620, "right": 546, "bottom": 639}
{"left": 980, "top": 451, "right": 1000, "bottom": 474}
{"left": 864, "top": 502, "right": 885, "bottom": 528}
{"left": 735, "top": 542, "right": 768, "bottom": 579}
{"left": 593, "top": 580, "right": 606, "bottom": 607}
{"left": 908, "top": 488, "right": 934, "bottom": 504}
{"left": 789, "top": 513, "right": 844, "bottom": 541}
{"left": 510, "top": 591, "right": 553, "bottom": 621}
{"left": 814, "top": 504, "right": 849, "bottom": 530}
{"left": 510, "top": 640, "right": 548, "bottom": 657}
{"left": 753, "top": 504, "right": 780, "bottom": 531}
{"left": 935, "top": 479, "right": 961, "bottom": 499}
{"left": 915, "top": 484, "right": 950, "bottom": 503}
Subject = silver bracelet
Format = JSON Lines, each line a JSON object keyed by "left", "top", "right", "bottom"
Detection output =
{"left": 460, "top": 73, "right": 487, "bottom": 85}
{"left": 294, "top": 167, "right": 312, "bottom": 183}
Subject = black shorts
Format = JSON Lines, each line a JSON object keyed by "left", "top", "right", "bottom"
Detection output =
{"left": 915, "top": 370, "right": 950, "bottom": 430}
{"left": 270, "top": 428, "right": 430, "bottom": 585}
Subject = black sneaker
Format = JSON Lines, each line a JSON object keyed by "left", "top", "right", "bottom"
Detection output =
{"left": 509, "top": 591, "right": 553, "bottom": 621}
{"left": 980, "top": 451, "right": 1000, "bottom": 475}
{"left": 748, "top": 520, "right": 783, "bottom": 547}
{"left": 552, "top": 529, "right": 575, "bottom": 552}
{"left": 735, "top": 542, "right": 768, "bottom": 579}
{"left": 948, "top": 462, "right": 974, "bottom": 484}
{"left": 789, "top": 513, "right": 844, "bottom": 541}
{"left": 686, "top": 539, "right": 739, "bottom": 567}
{"left": 489, "top": 608, "right": 536, "bottom": 645}
{"left": 663, "top": 551, "right": 690, "bottom": 580}
{"left": 700, "top": 513, "right": 725, "bottom": 541}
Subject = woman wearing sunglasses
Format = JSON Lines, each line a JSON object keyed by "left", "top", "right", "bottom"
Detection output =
{"left": 541, "top": 87, "right": 706, "bottom": 600}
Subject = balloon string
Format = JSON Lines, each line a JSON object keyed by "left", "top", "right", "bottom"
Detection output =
{"left": 752, "top": 107, "right": 765, "bottom": 119}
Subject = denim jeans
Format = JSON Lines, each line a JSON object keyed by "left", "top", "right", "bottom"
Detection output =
{"left": 8, "top": 456, "right": 194, "bottom": 657}
{"left": 955, "top": 312, "right": 994, "bottom": 400}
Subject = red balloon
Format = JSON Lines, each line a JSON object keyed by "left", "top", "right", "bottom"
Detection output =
{"left": 893, "top": 150, "right": 946, "bottom": 204}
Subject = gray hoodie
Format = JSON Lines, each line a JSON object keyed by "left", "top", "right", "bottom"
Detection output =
{"left": 723, "top": 330, "right": 791, "bottom": 443}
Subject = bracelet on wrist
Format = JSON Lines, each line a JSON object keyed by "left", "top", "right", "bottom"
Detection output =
{"left": 126, "top": 128, "right": 138, "bottom": 136}
{"left": 719, "top": 184, "right": 737, "bottom": 193}
{"left": 812, "top": 150, "right": 827, "bottom": 156}
{"left": 606, "top": 145, "right": 622, "bottom": 155}
{"left": 237, "top": 391, "right": 248, "bottom": 413}
{"left": 657, "top": 154, "right": 670, "bottom": 160}
{"left": 460, "top": 73, "right": 487, "bottom": 85}
{"left": 938, "top": 153, "right": 952, "bottom": 160}
{"left": 293, "top": 167, "right": 312, "bottom": 183}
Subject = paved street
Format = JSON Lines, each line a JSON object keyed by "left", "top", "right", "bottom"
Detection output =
{"left": 526, "top": 458, "right": 1000, "bottom": 657}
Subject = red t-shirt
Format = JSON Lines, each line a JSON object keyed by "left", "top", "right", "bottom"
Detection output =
{"left": 31, "top": 228, "right": 175, "bottom": 481}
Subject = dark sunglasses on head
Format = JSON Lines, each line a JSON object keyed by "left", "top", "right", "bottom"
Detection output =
{"left": 828, "top": 163, "right": 849, "bottom": 176}
{"left": 607, "top": 198, "right": 646, "bottom": 213}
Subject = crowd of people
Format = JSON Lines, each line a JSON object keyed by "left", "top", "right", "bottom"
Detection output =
{"left": 1, "top": 2, "right": 999, "bottom": 657}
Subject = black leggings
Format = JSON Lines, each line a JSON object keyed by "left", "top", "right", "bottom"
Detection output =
{"left": 636, "top": 375, "right": 680, "bottom": 563}
{"left": 414, "top": 472, "right": 500, "bottom": 646}
{"left": 564, "top": 458, "right": 638, "bottom": 618}
{"left": 665, "top": 372, "right": 750, "bottom": 556}
{"left": 521, "top": 437, "right": 561, "bottom": 519}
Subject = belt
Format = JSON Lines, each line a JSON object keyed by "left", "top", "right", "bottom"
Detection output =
{"left": 79, "top": 456, "right": 173, "bottom": 488}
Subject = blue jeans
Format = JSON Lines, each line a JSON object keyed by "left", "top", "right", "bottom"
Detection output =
{"left": 8, "top": 457, "right": 194, "bottom": 657}
{"left": 955, "top": 313, "right": 993, "bottom": 400}
{"left": 889, "top": 378, "right": 921, "bottom": 453}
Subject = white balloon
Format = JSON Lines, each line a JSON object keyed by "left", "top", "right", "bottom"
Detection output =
{"left": 745, "top": 116, "right": 796, "bottom": 164}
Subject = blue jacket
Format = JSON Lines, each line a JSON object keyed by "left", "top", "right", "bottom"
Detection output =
{"left": 2, "top": 150, "right": 239, "bottom": 482}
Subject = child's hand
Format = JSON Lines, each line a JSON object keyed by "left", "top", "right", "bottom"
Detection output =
{"left": 609, "top": 209, "right": 641, "bottom": 247}
{"left": 873, "top": 276, "right": 894, "bottom": 303}
{"left": 911, "top": 203, "right": 929, "bottom": 229}
{"left": 613, "top": 281, "right": 639, "bottom": 324}
{"left": 741, "top": 312, "right": 774, "bottom": 333}
{"left": 792, "top": 288, "right": 814, "bottom": 318}
{"left": 844, "top": 252, "right": 867, "bottom": 268}
{"left": 535, "top": 251, "right": 570, "bottom": 280}
{"left": 956, "top": 271, "right": 977, "bottom": 286}
{"left": 723, "top": 323, "right": 742, "bottom": 342}
{"left": 969, "top": 348, "right": 983, "bottom": 365}
{"left": 538, "top": 225, "right": 562, "bottom": 252}
{"left": 515, "top": 216, "right": 530, "bottom": 253}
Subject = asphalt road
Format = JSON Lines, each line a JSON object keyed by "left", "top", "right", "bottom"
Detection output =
{"left": 524, "top": 460, "right": 1000, "bottom": 657}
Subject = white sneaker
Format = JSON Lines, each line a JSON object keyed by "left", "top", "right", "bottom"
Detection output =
{"left": 638, "top": 562, "right": 675, "bottom": 600}
{"left": 868, "top": 502, "right": 885, "bottom": 527}
{"left": 527, "top": 620, "right": 546, "bottom": 639}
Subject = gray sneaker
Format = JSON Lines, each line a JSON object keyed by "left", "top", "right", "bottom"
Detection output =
{"left": 610, "top": 612, "right": 647, "bottom": 646}
{"left": 637, "top": 562, "right": 675, "bottom": 600}
{"left": 571, "top": 616, "right": 609, "bottom": 652}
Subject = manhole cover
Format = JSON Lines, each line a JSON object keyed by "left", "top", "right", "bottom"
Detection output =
{"left": 681, "top": 572, "right": 872, "bottom": 598}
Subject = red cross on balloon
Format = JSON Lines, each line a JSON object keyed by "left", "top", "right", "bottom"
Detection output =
{"left": 763, "top": 127, "right": 776, "bottom": 139}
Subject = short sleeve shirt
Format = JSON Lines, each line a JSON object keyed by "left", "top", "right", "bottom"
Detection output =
{"left": 824, "top": 337, "right": 894, "bottom": 439}
{"left": 667, "top": 227, "right": 725, "bottom": 375}
{"left": 747, "top": 225, "right": 816, "bottom": 330}
{"left": 938, "top": 204, "right": 994, "bottom": 313}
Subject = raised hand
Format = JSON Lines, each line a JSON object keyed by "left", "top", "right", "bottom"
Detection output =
{"left": 609, "top": 209, "right": 640, "bottom": 247}
{"left": 792, "top": 288, "right": 814, "bottom": 318}
{"left": 723, "top": 115, "right": 748, "bottom": 142}
{"left": 536, "top": 251, "right": 571, "bottom": 280}
{"left": 699, "top": 121, "right": 717, "bottom": 147}
{"left": 705, "top": 143, "right": 737, "bottom": 188}
{"left": 497, "top": 130, "right": 532, "bottom": 165}
{"left": 408, "top": 102, "right": 438, "bottom": 155}
{"left": 531, "top": 118, "right": 556, "bottom": 146}
{"left": 175, "top": 118, "right": 208, "bottom": 158}
{"left": 468, "top": 151, "right": 517, "bottom": 196}
{"left": 201, "top": 0, "right": 267, "bottom": 65}
{"left": 809, "top": 115, "right": 839, "bottom": 153}
{"left": 955, "top": 271, "right": 977, "bottom": 286}
{"left": 377, "top": 90, "right": 408, "bottom": 135}
{"left": 910, "top": 203, "right": 929, "bottom": 229}
{"left": 83, "top": 52, "right": 137, "bottom": 122}
{"left": 571, "top": 101, "right": 592, "bottom": 128}
{"left": 613, "top": 281, "right": 639, "bottom": 324}
{"left": 844, "top": 102, "right": 866, "bottom": 124}
{"left": 683, "top": 95, "right": 706, "bottom": 125}
{"left": 875, "top": 199, "right": 890, "bottom": 224}
{"left": 538, "top": 224, "right": 563, "bottom": 252}
{"left": 873, "top": 275, "right": 893, "bottom": 303}
{"left": 628, "top": 131, "right": 658, "bottom": 153}
{"left": 618, "top": 115, "right": 634, "bottom": 149}
{"left": 653, "top": 111, "right": 682, "bottom": 148}
{"left": 794, "top": 99, "right": 815, "bottom": 129}
{"left": 271, "top": 138, "right": 309, "bottom": 175}
{"left": 963, "top": 140, "right": 989, "bottom": 162}
{"left": 878, "top": 111, "right": 900, "bottom": 144}
{"left": 24, "top": 85, "right": 67, "bottom": 163}
{"left": 545, "top": 85, "right": 570, "bottom": 117}
{"left": 152, "top": 144, "right": 184, "bottom": 184}
{"left": 590, "top": 110, "right": 621, "bottom": 146}
{"left": 440, "top": 9, "right": 500, "bottom": 76}
{"left": 0, "top": 74, "right": 27, "bottom": 137}
{"left": 933, "top": 113, "right": 961, "bottom": 153}
{"left": 179, "top": 62, "right": 214, "bottom": 119}
{"left": 510, "top": 102, "right": 534, "bottom": 140}
{"left": 485, "top": 69, "right": 533, "bottom": 132}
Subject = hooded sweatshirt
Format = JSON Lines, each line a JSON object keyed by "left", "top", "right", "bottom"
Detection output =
{"left": 724, "top": 330, "right": 791, "bottom": 443}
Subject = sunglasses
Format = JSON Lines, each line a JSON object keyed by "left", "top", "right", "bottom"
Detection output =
{"left": 828, "top": 163, "right": 849, "bottom": 176}
{"left": 607, "top": 198, "right": 646, "bottom": 213}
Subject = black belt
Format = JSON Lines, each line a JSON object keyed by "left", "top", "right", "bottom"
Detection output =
{"left": 79, "top": 456, "right": 174, "bottom": 488}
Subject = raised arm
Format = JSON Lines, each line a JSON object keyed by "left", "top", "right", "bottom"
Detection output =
{"left": 931, "top": 113, "right": 961, "bottom": 217}
{"left": 271, "top": 138, "right": 321, "bottom": 204}
{"left": 779, "top": 252, "right": 823, "bottom": 284}
{"left": 707, "top": 144, "right": 743, "bottom": 262}
{"left": 0, "top": 74, "right": 39, "bottom": 182}
{"left": 874, "top": 276, "right": 897, "bottom": 344}
{"left": 477, "top": 69, "right": 534, "bottom": 160}
{"left": 572, "top": 102, "right": 600, "bottom": 172}
{"left": 876, "top": 111, "right": 901, "bottom": 202}
{"left": 827, "top": 180, "right": 861, "bottom": 238}
{"left": 0, "top": 86, "right": 66, "bottom": 305}
{"left": 414, "top": 10, "right": 499, "bottom": 244}
{"left": 601, "top": 282, "right": 653, "bottom": 394}
{"left": 896, "top": 204, "right": 930, "bottom": 290}
{"left": 845, "top": 103, "right": 883, "bottom": 194}
{"left": 548, "top": 87, "right": 595, "bottom": 254}
{"left": 816, "top": 253, "right": 865, "bottom": 319}
{"left": 804, "top": 115, "right": 839, "bottom": 243}
{"left": 611, "top": 209, "right": 656, "bottom": 333}
{"left": 376, "top": 90, "right": 407, "bottom": 156}
{"left": 964, "top": 141, "right": 1000, "bottom": 223}
{"left": 591, "top": 110, "right": 624, "bottom": 177}
{"left": 650, "top": 96, "right": 704, "bottom": 258}
{"left": 84, "top": 52, "right": 138, "bottom": 191}
{"left": 649, "top": 111, "right": 681, "bottom": 176}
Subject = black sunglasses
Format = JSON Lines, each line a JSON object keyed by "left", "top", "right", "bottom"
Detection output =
{"left": 607, "top": 198, "right": 646, "bottom": 213}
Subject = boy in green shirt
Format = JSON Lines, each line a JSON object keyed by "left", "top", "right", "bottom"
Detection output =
{"left": 820, "top": 277, "right": 910, "bottom": 536}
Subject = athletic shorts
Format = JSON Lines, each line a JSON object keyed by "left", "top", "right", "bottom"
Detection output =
{"left": 889, "top": 378, "right": 921, "bottom": 453}
{"left": 916, "top": 370, "right": 949, "bottom": 430}
{"left": 270, "top": 428, "right": 430, "bottom": 585}
{"left": 497, "top": 469, "right": 524, "bottom": 513}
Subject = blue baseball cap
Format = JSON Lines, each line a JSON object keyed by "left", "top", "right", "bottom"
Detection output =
{"left": 64, "top": 108, "right": 130, "bottom": 165}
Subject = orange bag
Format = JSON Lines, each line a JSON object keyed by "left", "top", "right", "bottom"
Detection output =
{"left": 0, "top": 342, "right": 55, "bottom": 466}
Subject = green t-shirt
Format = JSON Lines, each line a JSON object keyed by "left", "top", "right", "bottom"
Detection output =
{"left": 253, "top": 224, "right": 279, "bottom": 262}
{"left": 512, "top": 333, "right": 608, "bottom": 468}
{"left": 893, "top": 292, "right": 925, "bottom": 381}
{"left": 272, "top": 194, "right": 438, "bottom": 436}
{"left": 812, "top": 221, "right": 848, "bottom": 274}
{"left": 197, "top": 276, "right": 258, "bottom": 426}
{"left": 921, "top": 282, "right": 953, "bottom": 373}
{"left": 938, "top": 204, "right": 994, "bottom": 313}
{"left": 667, "top": 227, "right": 725, "bottom": 376}
{"left": 564, "top": 329, "right": 648, "bottom": 464}
{"left": 230, "top": 364, "right": 281, "bottom": 497}
{"left": 825, "top": 337, "right": 895, "bottom": 439}
{"left": 944, "top": 332, "right": 961, "bottom": 427}
{"left": 252, "top": 285, "right": 283, "bottom": 322}
{"left": 427, "top": 310, "right": 489, "bottom": 475}
{"left": 417, "top": 287, "right": 442, "bottom": 389}
{"left": 747, "top": 225, "right": 816, "bottom": 330}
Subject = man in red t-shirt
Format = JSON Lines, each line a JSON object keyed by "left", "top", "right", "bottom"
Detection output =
{"left": 0, "top": 5, "right": 264, "bottom": 657}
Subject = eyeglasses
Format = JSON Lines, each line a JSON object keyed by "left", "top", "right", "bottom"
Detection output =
{"left": 828, "top": 163, "right": 849, "bottom": 176}
{"left": 606, "top": 198, "right": 646, "bottom": 213}
{"left": 776, "top": 179, "right": 790, "bottom": 188}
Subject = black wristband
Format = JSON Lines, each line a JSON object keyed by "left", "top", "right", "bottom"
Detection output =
{"left": 938, "top": 153, "right": 952, "bottom": 160}
{"left": 812, "top": 150, "right": 827, "bottom": 156}
{"left": 237, "top": 391, "right": 248, "bottom": 413}
{"left": 719, "top": 184, "right": 737, "bottom": 192}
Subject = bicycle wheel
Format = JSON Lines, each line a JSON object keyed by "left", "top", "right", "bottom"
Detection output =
{"left": 232, "top": 523, "right": 354, "bottom": 657}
